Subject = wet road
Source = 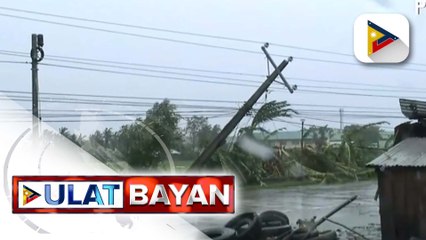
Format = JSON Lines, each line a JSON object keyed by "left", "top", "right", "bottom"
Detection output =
{"left": 186, "top": 180, "right": 381, "bottom": 239}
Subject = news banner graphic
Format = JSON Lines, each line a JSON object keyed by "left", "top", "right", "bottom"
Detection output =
{"left": 354, "top": 13, "right": 410, "bottom": 63}
{"left": 12, "top": 175, "right": 235, "bottom": 213}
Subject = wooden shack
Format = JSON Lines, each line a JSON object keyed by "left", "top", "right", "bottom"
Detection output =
{"left": 367, "top": 98, "right": 426, "bottom": 240}
{"left": 367, "top": 138, "right": 426, "bottom": 239}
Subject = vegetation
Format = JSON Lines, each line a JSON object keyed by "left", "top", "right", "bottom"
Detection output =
{"left": 54, "top": 99, "right": 393, "bottom": 186}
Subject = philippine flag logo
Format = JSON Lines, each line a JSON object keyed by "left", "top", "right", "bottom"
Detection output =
{"left": 354, "top": 14, "right": 409, "bottom": 63}
{"left": 22, "top": 185, "right": 41, "bottom": 205}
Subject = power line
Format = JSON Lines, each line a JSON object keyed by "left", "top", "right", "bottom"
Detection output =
{"left": 0, "top": 96, "right": 405, "bottom": 127}
{"left": 0, "top": 96, "right": 402, "bottom": 128}
{"left": 1, "top": 94, "right": 405, "bottom": 121}
{"left": 297, "top": 112, "right": 405, "bottom": 119}
{"left": 0, "top": 12, "right": 263, "bottom": 55}
{"left": 289, "top": 76, "right": 418, "bottom": 90}
{"left": 38, "top": 57, "right": 426, "bottom": 94}
{"left": 1, "top": 12, "right": 426, "bottom": 72}
{"left": 0, "top": 89, "right": 406, "bottom": 111}
{"left": 298, "top": 84, "right": 426, "bottom": 94}
{"left": 2, "top": 50, "right": 425, "bottom": 95}
{"left": 298, "top": 89, "right": 426, "bottom": 100}
{"left": 39, "top": 62, "right": 262, "bottom": 87}
{"left": 0, "top": 60, "right": 28, "bottom": 64}
{"left": 0, "top": 96, "right": 241, "bottom": 110}
{"left": 39, "top": 110, "right": 403, "bottom": 118}
{"left": 35, "top": 56, "right": 426, "bottom": 90}
{"left": 2, "top": 112, "right": 235, "bottom": 123}
{"left": 30, "top": 57, "right": 426, "bottom": 94}
{"left": 2, "top": 50, "right": 426, "bottom": 93}
{"left": 0, "top": 89, "right": 244, "bottom": 104}
{"left": 41, "top": 58, "right": 263, "bottom": 84}
{"left": 0, "top": 49, "right": 265, "bottom": 77}
{"left": 299, "top": 110, "right": 401, "bottom": 115}
{"left": 36, "top": 62, "right": 426, "bottom": 99}
{"left": 3, "top": 5, "right": 426, "bottom": 69}
{"left": 0, "top": 6, "right": 356, "bottom": 57}
{"left": 290, "top": 103, "right": 398, "bottom": 110}
{"left": 30, "top": 108, "right": 404, "bottom": 119}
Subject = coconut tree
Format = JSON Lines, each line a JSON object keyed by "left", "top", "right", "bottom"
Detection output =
{"left": 302, "top": 125, "right": 334, "bottom": 152}
{"left": 341, "top": 121, "right": 389, "bottom": 167}
{"left": 239, "top": 100, "right": 297, "bottom": 137}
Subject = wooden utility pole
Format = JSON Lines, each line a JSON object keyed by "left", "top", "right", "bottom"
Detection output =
{"left": 188, "top": 44, "right": 294, "bottom": 170}
{"left": 30, "top": 34, "right": 44, "bottom": 137}
{"left": 301, "top": 119, "right": 305, "bottom": 149}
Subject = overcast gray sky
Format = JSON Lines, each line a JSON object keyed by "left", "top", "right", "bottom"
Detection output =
{"left": 1, "top": 0, "right": 426, "bottom": 135}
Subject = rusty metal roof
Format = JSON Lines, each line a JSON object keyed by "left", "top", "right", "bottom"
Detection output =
{"left": 400, "top": 98, "right": 426, "bottom": 120}
{"left": 367, "top": 137, "right": 426, "bottom": 167}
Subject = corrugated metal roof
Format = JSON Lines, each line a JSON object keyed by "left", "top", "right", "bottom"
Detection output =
{"left": 400, "top": 98, "right": 426, "bottom": 120}
{"left": 367, "top": 137, "right": 426, "bottom": 167}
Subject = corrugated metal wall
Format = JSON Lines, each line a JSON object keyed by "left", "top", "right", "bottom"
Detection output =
{"left": 378, "top": 168, "right": 426, "bottom": 240}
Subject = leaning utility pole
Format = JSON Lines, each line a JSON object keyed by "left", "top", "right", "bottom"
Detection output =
{"left": 301, "top": 119, "right": 305, "bottom": 149}
{"left": 188, "top": 44, "right": 295, "bottom": 170}
{"left": 30, "top": 34, "right": 44, "bottom": 137}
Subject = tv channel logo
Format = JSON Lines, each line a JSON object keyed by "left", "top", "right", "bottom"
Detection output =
{"left": 354, "top": 14, "right": 410, "bottom": 63}
{"left": 17, "top": 180, "right": 124, "bottom": 210}
{"left": 12, "top": 175, "right": 235, "bottom": 213}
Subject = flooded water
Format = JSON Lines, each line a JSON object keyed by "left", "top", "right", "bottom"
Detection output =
{"left": 185, "top": 180, "right": 381, "bottom": 239}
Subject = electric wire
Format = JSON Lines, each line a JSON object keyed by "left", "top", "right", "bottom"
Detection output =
{"left": 2, "top": 50, "right": 425, "bottom": 94}
{"left": 1, "top": 11, "right": 426, "bottom": 72}
{"left": 0, "top": 89, "right": 404, "bottom": 111}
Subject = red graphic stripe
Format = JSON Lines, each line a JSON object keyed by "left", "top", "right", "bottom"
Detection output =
{"left": 372, "top": 38, "right": 394, "bottom": 54}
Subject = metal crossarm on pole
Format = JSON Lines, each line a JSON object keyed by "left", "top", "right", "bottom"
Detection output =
{"left": 261, "top": 43, "right": 295, "bottom": 94}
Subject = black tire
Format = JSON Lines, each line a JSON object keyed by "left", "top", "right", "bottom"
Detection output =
{"left": 259, "top": 210, "right": 290, "bottom": 227}
{"left": 202, "top": 227, "right": 236, "bottom": 240}
{"left": 225, "top": 212, "right": 262, "bottom": 240}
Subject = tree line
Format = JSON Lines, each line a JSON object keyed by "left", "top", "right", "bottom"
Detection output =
{"left": 57, "top": 99, "right": 221, "bottom": 171}
{"left": 56, "top": 99, "right": 393, "bottom": 185}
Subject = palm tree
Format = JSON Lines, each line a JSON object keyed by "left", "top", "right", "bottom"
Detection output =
{"left": 239, "top": 100, "right": 297, "bottom": 138}
{"left": 303, "top": 125, "right": 334, "bottom": 152}
{"left": 220, "top": 100, "right": 297, "bottom": 185}
{"left": 341, "top": 121, "right": 389, "bottom": 167}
